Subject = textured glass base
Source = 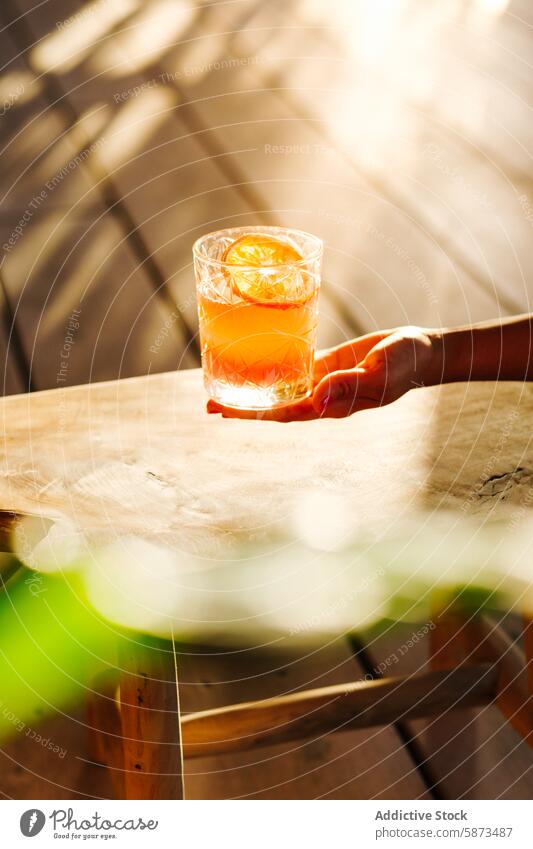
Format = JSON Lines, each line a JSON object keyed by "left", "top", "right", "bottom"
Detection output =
{"left": 205, "top": 376, "right": 312, "bottom": 410}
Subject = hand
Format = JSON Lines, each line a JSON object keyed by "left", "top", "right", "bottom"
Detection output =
{"left": 206, "top": 326, "right": 436, "bottom": 421}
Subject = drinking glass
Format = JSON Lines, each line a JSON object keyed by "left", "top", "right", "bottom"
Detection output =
{"left": 193, "top": 225, "right": 323, "bottom": 410}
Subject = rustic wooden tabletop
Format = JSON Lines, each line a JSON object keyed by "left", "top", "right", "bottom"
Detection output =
{"left": 0, "top": 370, "right": 532, "bottom": 548}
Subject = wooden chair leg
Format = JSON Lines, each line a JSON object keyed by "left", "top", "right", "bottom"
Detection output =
{"left": 462, "top": 613, "right": 533, "bottom": 744}
{"left": 86, "top": 669, "right": 125, "bottom": 799}
{"left": 430, "top": 605, "right": 491, "bottom": 671}
{"left": 485, "top": 614, "right": 533, "bottom": 745}
{"left": 431, "top": 604, "right": 533, "bottom": 746}
{"left": 428, "top": 604, "right": 496, "bottom": 790}
{"left": 523, "top": 616, "right": 533, "bottom": 697}
{"left": 117, "top": 636, "right": 184, "bottom": 800}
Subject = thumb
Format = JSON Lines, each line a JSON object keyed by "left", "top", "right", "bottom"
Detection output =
{"left": 312, "top": 368, "right": 380, "bottom": 417}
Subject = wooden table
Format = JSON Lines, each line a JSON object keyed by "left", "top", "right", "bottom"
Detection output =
{"left": 1, "top": 370, "right": 533, "bottom": 799}
{"left": 1, "top": 369, "right": 532, "bottom": 544}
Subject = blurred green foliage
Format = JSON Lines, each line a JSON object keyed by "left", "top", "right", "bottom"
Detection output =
{"left": 0, "top": 566, "right": 118, "bottom": 741}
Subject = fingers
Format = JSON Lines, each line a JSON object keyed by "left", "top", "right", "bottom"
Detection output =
{"left": 319, "top": 397, "right": 381, "bottom": 417}
{"left": 315, "top": 331, "right": 392, "bottom": 379}
{"left": 206, "top": 396, "right": 318, "bottom": 422}
{"left": 207, "top": 390, "right": 380, "bottom": 421}
{"left": 206, "top": 364, "right": 386, "bottom": 422}
{"left": 311, "top": 367, "right": 384, "bottom": 416}
{"left": 206, "top": 330, "right": 394, "bottom": 422}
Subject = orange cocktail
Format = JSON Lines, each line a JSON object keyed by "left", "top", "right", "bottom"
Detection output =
{"left": 193, "top": 227, "right": 323, "bottom": 409}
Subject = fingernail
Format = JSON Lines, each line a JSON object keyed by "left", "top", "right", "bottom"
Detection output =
{"left": 320, "top": 385, "right": 344, "bottom": 410}
{"left": 314, "top": 393, "right": 332, "bottom": 416}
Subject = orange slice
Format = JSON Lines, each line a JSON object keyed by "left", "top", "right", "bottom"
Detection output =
{"left": 222, "top": 233, "right": 310, "bottom": 304}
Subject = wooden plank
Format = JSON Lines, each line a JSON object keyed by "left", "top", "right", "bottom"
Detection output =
{"left": 179, "top": 643, "right": 430, "bottom": 799}
{"left": 0, "top": 282, "right": 25, "bottom": 396}
{"left": 399, "top": 5, "right": 533, "bottom": 173}
{"left": 152, "top": 13, "right": 506, "bottom": 333}
{"left": 21, "top": 0, "right": 506, "bottom": 347}
{"left": 185, "top": 1, "right": 530, "bottom": 318}
{"left": 11, "top": 0, "right": 532, "bottom": 343}
{"left": 172, "top": 82, "right": 502, "bottom": 332}
{"left": 231, "top": 9, "right": 533, "bottom": 317}
{"left": 0, "top": 21, "right": 194, "bottom": 388}
{"left": 0, "top": 207, "right": 196, "bottom": 387}
{"left": 17, "top": 4, "right": 253, "bottom": 335}
{"left": 221, "top": 0, "right": 533, "bottom": 177}
{"left": 181, "top": 663, "right": 497, "bottom": 758}
{"left": 0, "top": 26, "right": 59, "bottom": 394}
{"left": 0, "top": 26, "right": 99, "bottom": 213}
{"left": 10, "top": 0, "right": 364, "bottom": 349}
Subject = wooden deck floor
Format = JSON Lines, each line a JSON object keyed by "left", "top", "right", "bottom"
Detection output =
{"left": 1, "top": 0, "right": 533, "bottom": 799}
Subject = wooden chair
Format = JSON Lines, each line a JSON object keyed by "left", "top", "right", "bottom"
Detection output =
{"left": 85, "top": 609, "right": 533, "bottom": 799}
